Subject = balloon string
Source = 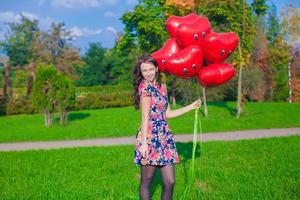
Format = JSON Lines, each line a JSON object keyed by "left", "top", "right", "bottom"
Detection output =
{"left": 180, "top": 107, "right": 202, "bottom": 200}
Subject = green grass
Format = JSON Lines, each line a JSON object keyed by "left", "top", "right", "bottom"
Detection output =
{"left": 0, "top": 102, "right": 299, "bottom": 143}
{"left": 0, "top": 136, "right": 299, "bottom": 199}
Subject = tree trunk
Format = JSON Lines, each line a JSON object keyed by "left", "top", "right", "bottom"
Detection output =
{"left": 171, "top": 96, "right": 176, "bottom": 107}
{"left": 288, "top": 61, "right": 292, "bottom": 103}
{"left": 26, "top": 62, "right": 36, "bottom": 96}
{"left": 202, "top": 87, "right": 208, "bottom": 117}
{"left": 183, "top": 80, "right": 190, "bottom": 105}
{"left": 171, "top": 77, "right": 176, "bottom": 107}
{"left": 3, "top": 62, "right": 12, "bottom": 97}
{"left": 44, "top": 111, "right": 52, "bottom": 127}
{"left": 237, "top": 44, "right": 243, "bottom": 118}
{"left": 60, "top": 109, "right": 68, "bottom": 125}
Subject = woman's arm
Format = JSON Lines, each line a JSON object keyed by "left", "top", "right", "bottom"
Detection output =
{"left": 140, "top": 96, "right": 151, "bottom": 145}
{"left": 166, "top": 99, "right": 201, "bottom": 119}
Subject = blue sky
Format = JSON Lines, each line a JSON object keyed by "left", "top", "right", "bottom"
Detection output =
{"left": 0, "top": 0, "right": 299, "bottom": 54}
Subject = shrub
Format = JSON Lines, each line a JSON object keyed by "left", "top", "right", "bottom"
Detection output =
{"left": 0, "top": 96, "right": 9, "bottom": 115}
{"left": 6, "top": 96, "right": 36, "bottom": 115}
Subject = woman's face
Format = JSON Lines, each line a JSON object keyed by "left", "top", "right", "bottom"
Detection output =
{"left": 140, "top": 62, "right": 158, "bottom": 82}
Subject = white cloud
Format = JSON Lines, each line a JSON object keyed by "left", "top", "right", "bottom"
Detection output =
{"left": 70, "top": 26, "right": 102, "bottom": 38}
{"left": 104, "top": 11, "right": 120, "bottom": 18}
{"left": 51, "top": 0, "right": 118, "bottom": 9}
{"left": 0, "top": 11, "right": 41, "bottom": 24}
{"left": 21, "top": 12, "right": 39, "bottom": 21}
{"left": 35, "top": 0, "right": 47, "bottom": 6}
{"left": 0, "top": 11, "right": 56, "bottom": 39}
{"left": 0, "top": 11, "right": 20, "bottom": 23}
{"left": 106, "top": 26, "right": 117, "bottom": 35}
{"left": 40, "top": 16, "right": 56, "bottom": 29}
{"left": 52, "top": 0, "right": 100, "bottom": 9}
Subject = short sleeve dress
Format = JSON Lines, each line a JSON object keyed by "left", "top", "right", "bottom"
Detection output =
{"left": 134, "top": 80, "right": 180, "bottom": 166}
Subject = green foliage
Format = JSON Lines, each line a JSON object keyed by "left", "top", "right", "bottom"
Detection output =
{"left": 55, "top": 75, "right": 76, "bottom": 112}
{"left": 75, "top": 91, "right": 132, "bottom": 110}
{"left": 196, "top": 0, "right": 255, "bottom": 56}
{"left": 76, "top": 84, "right": 131, "bottom": 94}
{"left": 120, "top": 0, "right": 168, "bottom": 53}
{"left": 32, "top": 65, "right": 58, "bottom": 113}
{"left": 0, "top": 15, "right": 39, "bottom": 66}
{"left": 10, "top": 70, "right": 29, "bottom": 88}
{"left": 76, "top": 43, "right": 108, "bottom": 86}
{"left": 6, "top": 96, "right": 35, "bottom": 115}
{"left": 0, "top": 66, "right": 4, "bottom": 88}
{"left": 0, "top": 96, "right": 8, "bottom": 115}
{"left": 32, "top": 64, "right": 76, "bottom": 126}
{"left": 266, "top": 3, "right": 280, "bottom": 46}
{"left": 251, "top": 0, "right": 269, "bottom": 16}
{"left": 0, "top": 84, "right": 132, "bottom": 116}
{"left": 268, "top": 36, "right": 291, "bottom": 101}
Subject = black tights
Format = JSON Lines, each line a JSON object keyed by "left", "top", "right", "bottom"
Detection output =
{"left": 139, "top": 164, "right": 175, "bottom": 200}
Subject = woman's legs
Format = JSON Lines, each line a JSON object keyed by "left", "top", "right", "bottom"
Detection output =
{"left": 140, "top": 165, "right": 157, "bottom": 200}
{"left": 160, "top": 164, "right": 175, "bottom": 200}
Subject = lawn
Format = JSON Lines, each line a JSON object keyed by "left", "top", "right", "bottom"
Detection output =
{"left": 0, "top": 102, "right": 299, "bottom": 143}
{"left": 0, "top": 136, "right": 299, "bottom": 199}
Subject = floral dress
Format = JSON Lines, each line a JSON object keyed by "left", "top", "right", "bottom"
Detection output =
{"left": 134, "top": 80, "right": 180, "bottom": 166}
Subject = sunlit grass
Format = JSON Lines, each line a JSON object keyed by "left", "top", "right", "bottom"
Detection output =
{"left": 0, "top": 136, "right": 299, "bottom": 199}
{"left": 0, "top": 102, "right": 299, "bottom": 143}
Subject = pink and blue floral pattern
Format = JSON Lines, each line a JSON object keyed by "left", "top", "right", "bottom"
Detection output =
{"left": 134, "top": 80, "right": 180, "bottom": 166}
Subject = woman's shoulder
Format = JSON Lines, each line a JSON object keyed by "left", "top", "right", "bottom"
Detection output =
{"left": 138, "top": 80, "right": 151, "bottom": 90}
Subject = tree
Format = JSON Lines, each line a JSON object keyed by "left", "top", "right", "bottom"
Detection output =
{"left": 291, "top": 49, "right": 300, "bottom": 102}
{"left": 32, "top": 65, "right": 75, "bottom": 127}
{"left": 0, "top": 15, "right": 39, "bottom": 66}
{"left": 251, "top": 0, "right": 269, "bottom": 16}
{"left": 42, "top": 22, "right": 83, "bottom": 79}
{"left": 281, "top": 2, "right": 300, "bottom": 102}
{"left": 266, "top": 2, "right": 280, "bottom": 46}
{"left": 32, "top": 65, "right": 58, "bottom": 127}
{"left": 196, "top": 0, "right": 255, "bottom": 117}
{"left": 76, "top": 43, "right": 108, "bottom": 86}
{"left": 0, "top": 15, "right": 40, "bottom": 96}
{"left": 120, "top": 0, "right": 169, "bottom": 53}
{"left": 55, "top": 75, "right": 75, "bottom": 125}
{"left": 249, "top": 26, "right": 271, "bottom": 101}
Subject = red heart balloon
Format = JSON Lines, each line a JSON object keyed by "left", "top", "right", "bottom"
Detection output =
{"left": 197, "top": 63, "right": 235, "bottom": 87}
{"left": 151, "top": 38, "right": 182, "bottom": 72}
{"left": 166, "top": 13, "right": 198, "bottom": 38}
{"left": 203, "top": 32, "right": 239, "bottom": 64}
{"left": 165, "top": 45, "right": 203, "bottom": 78}
{"left": 176, "top": 16, "right": 211, "bottom": 48}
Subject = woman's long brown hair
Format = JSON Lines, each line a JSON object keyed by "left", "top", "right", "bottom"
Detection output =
{"left": 133, "top": 55, "right": 161, "bottom": 110}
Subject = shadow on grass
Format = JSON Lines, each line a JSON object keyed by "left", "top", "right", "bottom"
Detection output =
{"left": 53, "top": 112, "right": 91, "bottom": 123}
{"left": 68, "top": 113, "right": 90, "bottom": 121}
{"left": 150, "top": 142, "right": 202, "bottom": 197}
{"left": 201, "top": 102, "right": 237, "bottom": 116}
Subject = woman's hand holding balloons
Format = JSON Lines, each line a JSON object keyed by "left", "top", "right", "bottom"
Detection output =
{"left": 189, "top": 99, "right": 202, "bottom": 110}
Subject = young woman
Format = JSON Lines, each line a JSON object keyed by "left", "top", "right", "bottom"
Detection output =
{"left": 133, "top": 55, "right": 201, "bottom": 200}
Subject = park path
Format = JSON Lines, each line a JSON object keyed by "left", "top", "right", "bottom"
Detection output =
{"left": 0, "top": 127, "right": 299, "bottom": 152}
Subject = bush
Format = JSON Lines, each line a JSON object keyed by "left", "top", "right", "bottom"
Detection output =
{"left": 75, "top": 91, "right": 133, "bottom": 110}
{"left": 6, "top": 96, "right": 36, "bottom": 115}
{"left": 0, "top": 89, "right": 133, "bottom": 116}
{"left": 0, "top": 96, "right": 8, "bottom": 115}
